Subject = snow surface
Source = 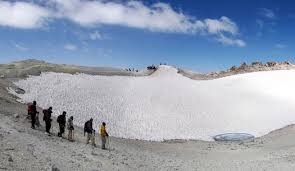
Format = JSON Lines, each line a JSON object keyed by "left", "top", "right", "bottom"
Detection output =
{"left": 11, "top": 65, "right": 295, "bottom": 141}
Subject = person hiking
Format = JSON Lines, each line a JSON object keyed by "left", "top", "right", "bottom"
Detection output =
{"left": 67, "top": 116, "right": 74, "bottom": 141}
{"left": 84, "top": 118, "right": 96, "bottom": 146}
{"left": 35, "top": 112, "right": 41, "bottom": 127}
{"left": 27, "top": 102, "right": 33, "bottom": 119}
{"left": 57, "top": 111, "right": 67, "bottom": 137}
{"left": 30, "top": 101, "right": 38, "bottom": 129}
{"left": 43, "top": 107, "right": 53, "bottom": 134}
{"left": 100, "top": 122, "right": 109, "bottom": 150}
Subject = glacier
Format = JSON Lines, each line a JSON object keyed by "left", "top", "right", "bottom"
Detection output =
{"left": 11, "top": 65, "right": 295, "bottom": 141}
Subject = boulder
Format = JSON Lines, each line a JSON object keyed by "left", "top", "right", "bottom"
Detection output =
{"left": 13, "top": 114, "right": 20, "bottom": 118}
{"left": 229, "top": 66, "right": 237, "bottom": 72}
{"left": 8, "top": 156, "right": 13, "bottom": 162}
{"left": 266, "top": 61, "right": 277, "bottom": 67}
{"left": 52, "top": 165, "right": 60, "bottom": 171}
{"left": 251, "top": 61, "right": 263, "bottom": 66}
{"left": 239, "top": 62, "right": 248, "bottom": 70}
{"left": 283, "top": 61, "right": 291, "bottom": 65}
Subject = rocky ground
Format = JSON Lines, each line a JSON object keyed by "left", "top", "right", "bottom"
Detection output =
{"left": 2, "top": 60, "right": 295, "bottom": 170}
{"left": 179, "top": 61, "right": 295, "bottom": 80}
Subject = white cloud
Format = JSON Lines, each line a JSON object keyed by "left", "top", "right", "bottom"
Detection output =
{"left": 0, "top": 0, "right": 245, "bottom": 47}
{"left": 216, "top": 35, "right": 246, "bottom": 47}
{"left": 259, "top": 8, "right": 276, "bottom": 19}
{"left": 51, "top": 1, "right": 239, "bottom": 35}
{"left": 14, "top": 43, "right": 29, "bottom": 51}
{"left": 0, "top": 1, "right": 51, "bottom": 29}
{"left": 275, "top": 44, "right": 287, "bottom": 49}
{"left": 204, "top": 16, "right": 238, "bottom": 35}
{"left": 89, "top": 31, "right": 102, "bottom": 40}
{"left": 64, "top": 44, "right": 77, "bottom": 51}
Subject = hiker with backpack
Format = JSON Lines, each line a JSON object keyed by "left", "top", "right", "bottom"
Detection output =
{"left": 84, "top": 118, "right": 96, "bottom": 146}
{"left": 28, "top": 101, "right": 38, "bottom": 129}
{"left": 57, "top": 111, "right": 67, "bottom": 137}
{"left": 67, "top": 116, "right": 74, "bottom": 141}
{"left": 27, "top": 102, "right": 33, "bottom": 119}
{"left": 100, "top": 122, "right": 109, "bottom": 150}
{"left": 29, "top": 101, "right": 38, "bottom": 129}
{"left": 43, "top": 107, "right": 53, "bottom": 134}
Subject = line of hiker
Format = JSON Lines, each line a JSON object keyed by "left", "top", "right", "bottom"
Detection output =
{"left": 27, "top": 101, "right": 109, "bottom": 149}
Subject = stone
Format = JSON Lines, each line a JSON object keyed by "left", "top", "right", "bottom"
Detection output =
{"left": 52, "top": 165, "right": 60, "bottom": 171}
{"left": 251, "top": 61, "right": 263, "bottom": 66}
{"left": 15, "top": 88, "right": 25, "bottom": 94}
{"left": 266, "top": 61, "right": 277, "bottom": 67}
{"left": 8, "top": 156, "right": 13, "bottom": 162}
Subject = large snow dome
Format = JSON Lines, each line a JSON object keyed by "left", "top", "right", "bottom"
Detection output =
{"left": 11, "top": 66, "right": 295, "bottom": 141}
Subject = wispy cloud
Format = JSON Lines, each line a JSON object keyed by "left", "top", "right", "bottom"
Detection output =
{"left": 89, "top": 31, "right": 103, "bottom": 40}
{"left": 275, "top": 43, "right": 287, "bottom": 49}
{"left": 14, "top": 43, "right": 29, "bottom": 51}
{"left": 216, "top": 35, "right": 246, "bottom": 47}
{"left": 64, "top": 44, "right": 77, "bottom": 51}
{"left": 256, "top": 19, "right": 264, "bottom": 29}
{"left": 0, "top": 0, "right": 245, "bottom": 47}
{"left": 259, "top": 8, "right": 276, "bottom": 19}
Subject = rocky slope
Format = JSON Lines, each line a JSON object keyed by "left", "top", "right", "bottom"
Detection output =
{"left": 179, "top": 61, "right": 295, "bottom": 80}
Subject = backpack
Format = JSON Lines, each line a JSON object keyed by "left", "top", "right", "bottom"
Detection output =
{"left": 43, "top": 109, "right": 48, "bottom": 121}
{"left": 27, "top": 103, "right": 33, "bottom": 113}
{"left": 84, "top": 121, "right": 92, "bottom": 133}
{"left": 57, "top": 115, "right": 61, "bottom": 123}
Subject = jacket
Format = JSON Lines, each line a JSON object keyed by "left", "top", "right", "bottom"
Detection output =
{"left": 67, "top": 118, "right": 74, "bottom": 130}
{"left": 84, "top": 120, "right": 93, "bottom": 133}
{"left": 57, "top": 114, "right": 66, "bottom": 126}
{"left": 100, "top": 125, "right": 108, "bottom": 137}
{"left": 43, "top": 109, "right": 52, "bottom": 122}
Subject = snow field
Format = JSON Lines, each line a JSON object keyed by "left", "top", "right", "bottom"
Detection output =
{"left": 12, "top": 66, "right": 295, "bottom": 141}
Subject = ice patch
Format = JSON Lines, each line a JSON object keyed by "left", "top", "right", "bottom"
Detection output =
{"left": 11, "top": 66, "right": 295, "bottom": 141}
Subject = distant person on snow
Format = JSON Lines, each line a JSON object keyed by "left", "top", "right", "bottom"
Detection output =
{"left": 67, "top": 116, "right": 74, "bottom": 141}
{"left": 43, "top": 107, "right": 53, "bottom": 134}
{"left": 100, "top": 122, "right": 109, "bottom": 150}
{"left": 57, "top": 111, "right": 67, "bottom": 137}
{"left": 30, "top": 101, "right": 38, "bottom": 129}
{"left": 84, "top": 118, "right": 96, "bottom": 146}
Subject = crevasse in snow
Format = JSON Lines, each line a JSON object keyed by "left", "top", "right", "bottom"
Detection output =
{"left": 12, "top": 65, "right": 295, "bottom": 141}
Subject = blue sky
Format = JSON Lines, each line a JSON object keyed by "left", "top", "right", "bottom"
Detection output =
{"left": 0, "top": 0, "right": 295, "bottom": 72}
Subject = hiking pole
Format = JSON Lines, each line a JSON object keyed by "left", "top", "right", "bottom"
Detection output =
{"left": 107, "top": 136, "right": 111, "bottom": 151}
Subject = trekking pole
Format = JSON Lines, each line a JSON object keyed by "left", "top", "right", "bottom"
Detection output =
{"left": 107, "top": 136, "right": 111, "bottom": 151}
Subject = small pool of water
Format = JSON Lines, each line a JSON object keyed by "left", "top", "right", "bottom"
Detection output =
{"left": 213, "top": 133, "right": 255, "bottom": 141}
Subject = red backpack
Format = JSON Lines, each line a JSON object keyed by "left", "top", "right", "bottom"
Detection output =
{"left": 27, "top": 103, "right": 33, "bottom": 113}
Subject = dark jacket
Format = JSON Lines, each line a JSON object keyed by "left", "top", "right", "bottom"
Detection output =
{"left": 31, "top": 105, "right": 37, "bottom": 117}
{"left": 84, "top": 120, "right": 93, "bottom": 134}
{"left": 57, "top": 114, "right": 66, "bottom": 126}
{"left": 43, "top": 109, "right": 52, "bottom": 122}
